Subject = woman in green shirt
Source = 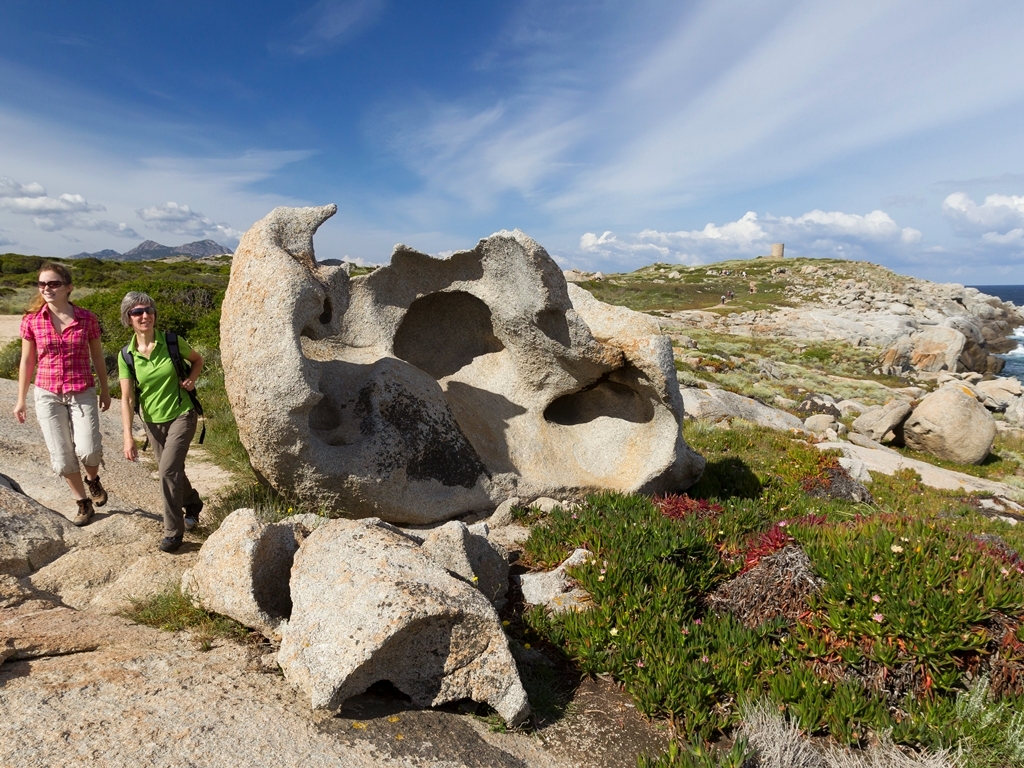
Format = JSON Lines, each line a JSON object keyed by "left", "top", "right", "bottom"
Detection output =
{"left": 118, "top": 291, "right": 204, "bottom": 552}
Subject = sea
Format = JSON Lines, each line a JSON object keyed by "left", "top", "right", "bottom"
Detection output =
{"left": 969, "top": 285, "right": 1024, "bottom": 384}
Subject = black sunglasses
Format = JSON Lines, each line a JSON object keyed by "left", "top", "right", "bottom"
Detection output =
{"left": 37, "top": 280, "right": 66, "bottom": 290}
{"left": 128, "top": 307, "right": 156, "bottom": 317}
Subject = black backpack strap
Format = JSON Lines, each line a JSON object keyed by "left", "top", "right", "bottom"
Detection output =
{"left": 166, "top": 331, "right": 206, "bottom": 444}
{"left": 121, "top": 344, "right": 148, "bottom": 450}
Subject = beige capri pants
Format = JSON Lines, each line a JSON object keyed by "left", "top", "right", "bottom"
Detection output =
{"left": 33, "top": 385, "right": 103, "bottom": 477}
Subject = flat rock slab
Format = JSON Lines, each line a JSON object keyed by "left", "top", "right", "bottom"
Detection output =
{"left": 0, "top": 599, "right": 154, "bottom": 660}
{"left": 681, "top": 387, "right": 804, "bottom": 432}
{"left": 0, "top": 599, "right": 646, "bottom": 768}
{"left": 27, "top": 510, "right": 199, "bottom": 613}
{"left": 817, "top": 442, "right": 1023, "bottom": 498}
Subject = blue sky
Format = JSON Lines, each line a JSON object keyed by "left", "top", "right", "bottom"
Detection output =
{"left": 1, "top": 0, "right": 1024, "bottom": 283}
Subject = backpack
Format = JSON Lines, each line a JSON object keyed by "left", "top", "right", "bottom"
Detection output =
{"left": 121, "top": 331, "right": 205, "bottom": 445}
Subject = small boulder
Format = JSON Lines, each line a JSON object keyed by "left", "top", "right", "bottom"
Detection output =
{"left": 529, "top": 497, "right": 564, "bottom": 514}
{"left": 0, "top": 487, "right": 81, "bottom": 578}
{"left": 278, "top": 518, "right": 529, "bottom": 727}
{"left": 488, "top": 497, "right": 520, "bottom": 528}
{"left": 837, "top": 399, "right": 868, "bottom": 418}
{"left": 421, "top": 521, "right": 510, "bottom": 607}
{"left": 182, "top": 509, "right": 320, "bottom": 640}
{"left": 1005, "top": 396, "right": 1024, "bottom": 425}
{"left": 852, "top": 400, "right": 912, "bottom": 442}
{"left": 803, "top": 414, "right": 837, "bottom": 434}
{"left": 516, "top": 548, "right": 593, "bottom": 614}
{"left": 902, "top": 385, "right": 996, "bottom": 464}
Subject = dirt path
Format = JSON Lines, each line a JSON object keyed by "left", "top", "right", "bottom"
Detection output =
{"left": 0, "top": 377, "right": 233, "bottom": 519}
{"left": 0, "top": 315, "right": 20, "bottom": 348}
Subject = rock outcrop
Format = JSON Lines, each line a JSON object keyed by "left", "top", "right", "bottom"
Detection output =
{"left": 277, "top": 518, "right": 529, "bottom": 726}
{"left": 221, "top": 205, "right": 703, "bottom": 523}
{"left": 670, "top": 274, "right": 1022, "bottom": 376}
{"left": 901, "top": 384, "right": 996, "bottom": 464}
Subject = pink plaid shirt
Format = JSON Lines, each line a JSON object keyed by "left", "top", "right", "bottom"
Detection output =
{"left": 20, "top": 304, "right": 102, "bottom": 394}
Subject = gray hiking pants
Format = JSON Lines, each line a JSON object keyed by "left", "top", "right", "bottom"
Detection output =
{"left": 145, "top": 410, "right": 201, "bottom": 538}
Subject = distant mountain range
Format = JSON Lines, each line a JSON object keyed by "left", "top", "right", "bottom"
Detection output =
{"left": 70, "top": 239, "right": 232, "bottom": 261}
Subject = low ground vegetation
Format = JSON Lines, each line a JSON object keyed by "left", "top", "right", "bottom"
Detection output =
{"left": 512, "top": 422, "right": 1024, "bottom": 765}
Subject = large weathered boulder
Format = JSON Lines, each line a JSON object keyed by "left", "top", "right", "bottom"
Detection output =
{"left": 277, "top": 518, "right": 529, "bottom": 726}
{"left": 221, "top": 205, "right": 703, "bottom": 524}
{"left": 680, "top": 387, "right": 804, "bottom": 431}
{"left": 0, "top": 487, "right": 80, "bottom": 577}
{"left": 902, "top": 384, "right": 996, "bottom": 465}
{"left": 181, "top": 509, "right": 324, "bottom": 640}
{"left": 852, "top": 400, "right": 912, "bottom": 442}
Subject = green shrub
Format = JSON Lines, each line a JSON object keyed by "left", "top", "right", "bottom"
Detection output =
{"left": 0, "top": 339, "right": 20, "bottom": 380}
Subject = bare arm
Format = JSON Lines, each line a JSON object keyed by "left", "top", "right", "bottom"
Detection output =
{"left": 13, "top": 339, "right": 36, "bottom": 423}
{"left": 89, "top": 336, "right": 110, "bottom": 411}
{"left": 181, "top": 349, "right": 204, "bottom": 391}
{"left": 120, "top": 377, "right": 137, "bottom": 461}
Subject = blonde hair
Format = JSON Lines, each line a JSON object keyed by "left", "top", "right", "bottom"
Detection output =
{"left": 26, "top": 262, "right": 73, "bottom": 314}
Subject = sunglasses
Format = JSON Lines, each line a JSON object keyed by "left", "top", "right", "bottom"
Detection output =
{"left": 37, "top": 280, "right": 67, "bottom": 290}
{"left": 128, "top": 307, "right": 156, "bottom": 317}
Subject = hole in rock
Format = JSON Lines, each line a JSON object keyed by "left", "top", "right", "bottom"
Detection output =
{"left": 309, "top": 396, "right": 342, "bottom": 435}
{"left": 251, "top": 528, "right": 301, "bottom": 621}
{"left": 393, "top": 291, "right": 504, "bottom": 379}
{"left": 544, "top": 371, "right": 654, "bottom": 426}
{"left": 362, "top": 680, "right": 412, "bottom": 701}
{"left": 319, "top": 296, "right": 333, "bottom": 325}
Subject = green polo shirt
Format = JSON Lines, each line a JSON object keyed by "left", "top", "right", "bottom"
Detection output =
{"left": 117, "top": 330, "right": 194, "bottom": 424}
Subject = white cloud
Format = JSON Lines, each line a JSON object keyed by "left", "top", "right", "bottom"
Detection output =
{"left": 136, "top": 201, "right": 243, "bottom": 242}
{"left": 942, "top": 191, "right": 1024, "bottom": 234}
{"left": 0, "top": 176, "right": 46, "bottom": 198}
{"left": 901, "top": 227, "right": 922, "bottom": 244}
{"left": 981, "top": 228, "right": 1024, "bottom": 246}
{"left": 0, "top": 175, "right": 138, "bottom": 237}
{"left": 577, "top": 207, "right": 922, "bottom": 269}
{"left": 0, "top": 190, "right": 103, "bottom": 216}
{"left": 771, "top": 209, "right": 901, "bottom": 240}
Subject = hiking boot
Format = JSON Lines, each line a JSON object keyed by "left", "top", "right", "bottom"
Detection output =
{"left": 84, "top": 474, "right": 108, "bottom": 507}
{"left": 159, "top": 535, "right": 183, "bottom": 553}
{"left": 183, "top": 500, "right": 204, "bottom": 532}
{"left": 73, "top": 498, "right": 95, "bottom": 527}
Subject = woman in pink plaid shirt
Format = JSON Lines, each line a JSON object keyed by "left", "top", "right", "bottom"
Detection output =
{"left": 12, "top": 262, "right": 111, "bottom": 526}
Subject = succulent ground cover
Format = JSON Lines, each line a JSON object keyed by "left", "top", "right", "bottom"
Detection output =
{"left": 513, "top": 422, "right": 1024, "bottom": 766}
